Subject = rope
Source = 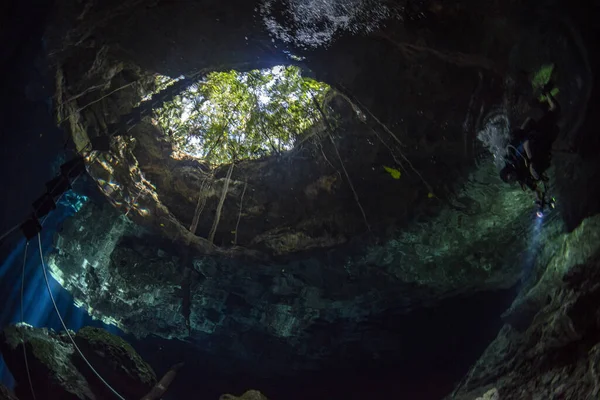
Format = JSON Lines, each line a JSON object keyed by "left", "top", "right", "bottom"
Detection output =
{"left": 38, "top": 233, "right": 127, "bottom": 400}
{"left": 20, "top": 242, "right": 37, "bottom": 400}
{"left": 12, "top": 134, "right": 103, "bottom": 400}
{"left": 0, "top": 224, "right": 20, "bottom": 244}
{"left": 2, "top": 144, "right": 96, "bottom": 249}
{"left": 17, "top": 164, "right": 90, "bottom": 400}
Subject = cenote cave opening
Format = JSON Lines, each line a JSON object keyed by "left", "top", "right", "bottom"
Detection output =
{"left": 1, "top": 0, "right": 600, "bottom": 400}
{"left": 151, "top": 65, "right": 331, "bottom": 164}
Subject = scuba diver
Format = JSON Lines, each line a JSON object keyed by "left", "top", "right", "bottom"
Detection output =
{"left": 500, "top": 85, "right": 560, "bottom": 217}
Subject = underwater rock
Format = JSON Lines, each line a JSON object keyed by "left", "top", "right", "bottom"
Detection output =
{"left": 220, "top": 390, "right": 269, "bottom": 400}
{"left": 475, "top": 388, "right": 499, "bottom": 400}
{"left": 47, "top": 186, "right": 538, "bottom": 370}
{"left": 1, "top": 324, "right": 94, "bottom": 400}
{"left": 44, "top": 153, "right": 571, "bottom": 379}
{"left": 0, "top": 324, "right": 155, "bottom": 400}
{"left": 74, "top": 327, "right": 156, "bottom": 400}
{"left": 449, "top": 215, "right": 600, "bottom": 400}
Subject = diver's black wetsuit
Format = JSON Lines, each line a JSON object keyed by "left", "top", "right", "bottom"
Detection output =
{"left": 502, "top": 91, "right": 560, "bottom": 209}
{"left": 517, "top": 97, "right": 561, "bottom": 178}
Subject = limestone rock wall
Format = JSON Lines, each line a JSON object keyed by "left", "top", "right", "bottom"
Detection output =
{"left": 46, "top": 163, "right": 559, "bottom": 374}
{"left": 449, "top": 215, "right": 600, "bottom": 400}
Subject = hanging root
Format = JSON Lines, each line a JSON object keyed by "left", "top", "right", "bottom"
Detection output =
{"left": 190, "top": 176, "right": 211, "bottom": 233}
{"left": 233, "top": 181, "right": 247, "bottom": 246}
{"left": 20, "top": 242, "right": 37, "bottom": 400}
{"left": 124, "top": 188, "right": 143, "bottom": 217}
{"left": 208, "top": 163, "right": 234, "bottom": 243}
{"left": 378, "top": 32, "right": 501, "bottom": 74}
{"left": 331, "top": 88, "right": 406, "bottom": 148}
{"left": 365, "top": 121, "right": 406, "bottom": 172}
{"left": 329, "top": 134, "right": 371, "bottom": 231}
{"left": 57, "top": 80, "right": 139, "bottom": 125}
{"left": 333, "top": 85, "right": 435, "bottom": 194}
{"left": 140, "top": 362, "right": 185, "bottom": 400}
{"left": 312, "top": 94, "right": 370, "bottom": 231}
{"left": 317, "top": 138, "right": 341, "bottom": 177}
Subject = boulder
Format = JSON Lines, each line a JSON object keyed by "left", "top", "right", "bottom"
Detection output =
{"left": 220, "top": 390, "right": 269, "bottom": 400}
{"left": 0, "top": 385, "right": 18, "bottom": 400}
{"left": 0, "top": 325, "right": 155, "bottom": 400}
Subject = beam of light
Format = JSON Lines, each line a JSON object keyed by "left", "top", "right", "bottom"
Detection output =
{"left": 20, "top": 243, "right": 38, "bottom": 400}
{"left": 520, "top": 210, "right": 545, "bottom": 287}
{"left": 38, "top": 233, "right": 127, "bottom": 400}
{"left": 0, "top": 241, "right": 25, "bottom": 280}
{"left": 0, "top": 361, "right": 14, "bottom": 391}
{"left": 0, "top": 224, "right": 21, "bottom": 245}
{"left": 0, "top": 191, "right": 125, "bottom": 389}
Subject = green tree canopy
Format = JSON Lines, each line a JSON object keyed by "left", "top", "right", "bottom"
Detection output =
{"left": 153, "top": 65, "right": 330, "bottom": 164}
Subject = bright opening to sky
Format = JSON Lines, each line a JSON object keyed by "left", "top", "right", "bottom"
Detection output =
{"left": 152, "top": 65, "right": 330, "bottom": 164}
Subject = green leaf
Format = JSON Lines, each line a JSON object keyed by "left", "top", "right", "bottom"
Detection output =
{"left": 531, "top": 64, "right": 555, "bottom": 91}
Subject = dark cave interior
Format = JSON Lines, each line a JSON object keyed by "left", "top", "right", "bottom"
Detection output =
{"left": 1, "top": 0, "right": 600, "bottom": 399}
